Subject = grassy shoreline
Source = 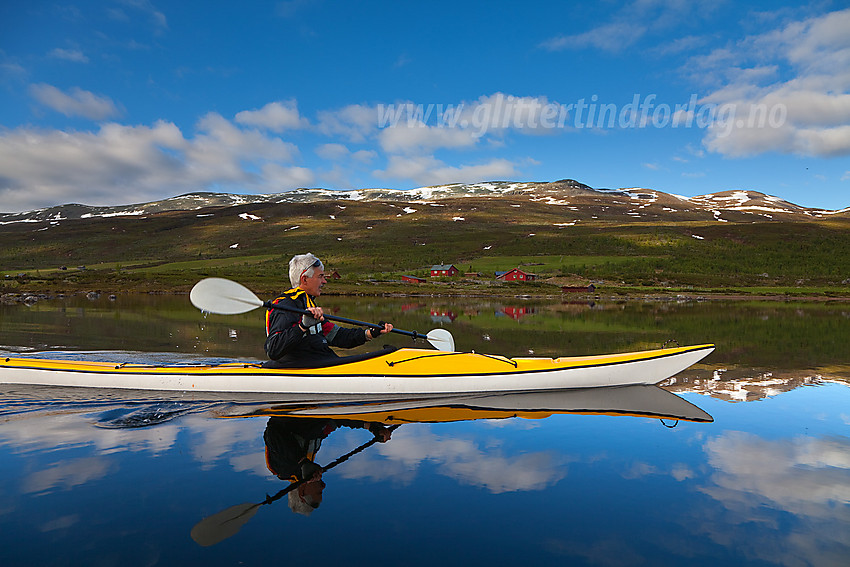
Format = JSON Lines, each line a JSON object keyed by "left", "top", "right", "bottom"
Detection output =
{"left": 4, "top": 273, "right": 849, "bottom": 303}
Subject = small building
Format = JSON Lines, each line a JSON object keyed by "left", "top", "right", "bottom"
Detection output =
{"left": 431, "top": 264, "right": 459, "bottom": 277}
{"left": 496, "top": 268, "right": 537, "bottom": 281}
{"left": 401, "top": 275, "right": 427, "bottom": 284}
{"left": 328, "top": 270, "right": 341, "bottom": 279}
{"left": 562, "top": 283, "right": 597, "bottom": 293}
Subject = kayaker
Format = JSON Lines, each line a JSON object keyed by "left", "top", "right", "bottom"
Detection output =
{"left": 264, "top": 253, "right": 393, "bottom": 365}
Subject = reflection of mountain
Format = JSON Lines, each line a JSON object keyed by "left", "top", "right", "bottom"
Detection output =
{"left": 661, "top": 367, "right": 850, "bottom": 402}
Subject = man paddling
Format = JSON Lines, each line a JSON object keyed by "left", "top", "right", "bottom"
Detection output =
{"left": 264, "top": 253, "right": 393, "bottom": 365}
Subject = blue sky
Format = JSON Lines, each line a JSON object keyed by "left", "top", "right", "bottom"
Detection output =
{"left": 1, "top": 0, "right": 849, "bottom": 212}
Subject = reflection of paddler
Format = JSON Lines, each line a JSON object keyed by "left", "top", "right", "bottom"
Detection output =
{"left": 263, "top": 417, "right": 392, "bottom": 515}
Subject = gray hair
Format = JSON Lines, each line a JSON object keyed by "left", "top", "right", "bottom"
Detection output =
{"left": 288, "top": 488, "right": 318, "bottom": 516}
{"left": 289, "top": 253, "right": 323, "bottom": 288}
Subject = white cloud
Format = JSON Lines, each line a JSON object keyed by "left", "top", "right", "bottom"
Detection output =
{"left": 351, "top": 149, "right": 377, "bottom": 163}
{"left": 261, "top": 163, "right": 314, "bottom": 188}
{"left": 378, "top": 122, "right": 478, "bottom": 153}
{"left": 0, "top": 110, "right": 311, "bottom": 211}
{"left": 234, "top": 100, "right": 308, "bottom": 132}
{"left": 0, "top": 120, "right": 187, "bottom": 210}
{"left": 375, "top": 155, "right": 518, "bottom": 186}
{"left": 186, "top": 112, "right": 300, "bottom": 182}
{"left": 698, "top": 8, "right": 850, "bottom": 158}
{"left": 29, "top": 84, "right": 121, "bottom": 120}
{"left": 48, "top": 48, "right": 89, "bottom": 63}
{"left": 0, "top": 57, "right": 26, "bottom": 79}
{"left": 374, "top": 93, "right": 565, "bottom": 155}
{"left": 539, "top": 0, "right": 724, "bottom": 53}
{"left": 541, "top": 21, "right": 648, "bottom": 53}
{"left": 118, "top": 0, "right": 168, "bottom": 32}
{"left": 458, "top": 93, "right": 564, "bottom": 135}
{"left": 315, "top": 143, "right": 350, "bottom": 160}
{"left": 316, "top": 143, "right": 376, "bottom": 164}
{"left": 317, "top": 104, "right": 379, "bottom": 142}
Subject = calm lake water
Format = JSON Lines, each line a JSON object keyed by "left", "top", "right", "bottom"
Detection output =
{"left": 1, "top": 294, "right": 849, "bottom": 566}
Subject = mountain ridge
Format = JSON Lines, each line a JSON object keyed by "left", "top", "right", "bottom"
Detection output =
{"left": 2, "top": 179, "right": 848, "bottom": 224}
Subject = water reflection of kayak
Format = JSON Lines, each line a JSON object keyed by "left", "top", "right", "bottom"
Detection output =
{"left": 0, "top": 344, "right": 713, "bottom": 397}
{"left": 192, "top": 385, "right": 712, "bottom": 547}
{"left": 223, "top": 384, "right": 714, "bottom": 423}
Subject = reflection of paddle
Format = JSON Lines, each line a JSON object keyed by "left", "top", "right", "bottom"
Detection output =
{"left": 190, "top": 277, "right": 455, "bottom": 351}
{"left": 190, "top": 424, "right": 400, "bottom": 547}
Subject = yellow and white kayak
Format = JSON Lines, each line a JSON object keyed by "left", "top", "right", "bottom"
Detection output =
{"left": 0, "top": 344, "right": 714, "bottom": 396}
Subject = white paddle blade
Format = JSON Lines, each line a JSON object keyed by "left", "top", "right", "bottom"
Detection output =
{"left": 190, "top": 278, "right": 264, "bottom": 315}
{"left": 426, "top": 329, "right": 455, "bottom": 352}
{"left": 190, "top": 502, "right": 261, "bottom": 547}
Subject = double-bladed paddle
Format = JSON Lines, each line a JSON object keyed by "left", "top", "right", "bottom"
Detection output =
{"left": 189, "top": 277, "right": 455, "bottom": 351}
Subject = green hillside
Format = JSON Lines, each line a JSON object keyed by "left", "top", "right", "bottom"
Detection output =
{"left": 2, "top": 198, "right": 849, "bottom": 297}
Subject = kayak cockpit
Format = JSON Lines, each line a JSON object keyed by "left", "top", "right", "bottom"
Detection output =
{"left": 261, "top": 345, "right": 399, "bottom": 369}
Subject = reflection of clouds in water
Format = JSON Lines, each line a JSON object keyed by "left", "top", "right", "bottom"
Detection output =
{"left": 700, "top": 431, "right": 850, "bottom": 565}
{"left": 622, "top": 461, "right": 658, "bottom": 479}
{"left": 0, "top": 411, "right": 179, "bottom": 456}
{"left": 671, "top": 464, "right": 696, "bottom": 481}
{"left": 182, "top": 415, "right": 265, "bottom": 472}
{"left": 704, "top": 432, "right": 850, "bottom": 515}
{"left": 40, "top": 514, "right": 80, "bottom": 532}
{"left": 479, "top": 418, "right": 542, "bottom": 431}
{"left": 0, "top": 411, "right": 268, "bottom": 493}
{"left": 621, "top": 460, "right": 697, "bottom": 482}
{"left": 331, "top": 426, "right": 569, "bottom": 493}
{"left": 0, "top": 411, "right": 180, "bottom": 495}
{"left": 22, "top": 457, "right": 113, "bottom": 495}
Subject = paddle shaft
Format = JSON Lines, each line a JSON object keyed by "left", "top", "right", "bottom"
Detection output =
{"left": 263, "top": 300, "right": 427, "bottom": 340}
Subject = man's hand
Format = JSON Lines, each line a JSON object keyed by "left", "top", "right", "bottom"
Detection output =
{"left": 302, "top": 306, "right": 325, "bottom": 328}
{"left": 369, "top": 322, "right": 393, "bottom": 339}
{"left": 300, "top": 459, "right": 323, "bottom": 481}
{"left": 367, "top": 423, "right": 393, "bottom": 442}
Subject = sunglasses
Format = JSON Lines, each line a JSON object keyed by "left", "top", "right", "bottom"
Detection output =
{"left": 299, "top": 259, "right": 323, "bottom": 281}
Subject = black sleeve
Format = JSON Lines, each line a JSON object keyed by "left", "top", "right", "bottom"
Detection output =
{"left": 326, "top": 323, "right": 369, "bottom": 349}
{"left": 264, "top": 296, "right": 308, "bottom": 360}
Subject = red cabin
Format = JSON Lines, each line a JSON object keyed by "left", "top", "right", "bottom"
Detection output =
{"left": 430, "top": 264, "right": 459, "bottom": 277}
{"left": 496, "top": 268, "right": 537, "bottom": 281}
